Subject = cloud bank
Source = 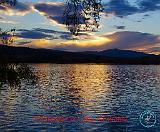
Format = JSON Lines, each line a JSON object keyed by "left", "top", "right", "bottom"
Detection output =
{"left": 0, "top": 1, "right": 31, "bottom": 16}
{"left": 16, "top": 29, "right": 160, "bottom": 53}
{"left": 104, "top": 0, "right": 160, "bottom": 17}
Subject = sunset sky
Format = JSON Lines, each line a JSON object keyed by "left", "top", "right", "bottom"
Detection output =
{"left": 0, "top": 0, "right": 160, "bottom": 54}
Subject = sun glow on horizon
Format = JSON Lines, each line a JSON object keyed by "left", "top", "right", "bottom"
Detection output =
{"left": 61, "top": 36, "right": 112, "bottom": 48}
{"left": 14, "top": 35, "right": 113, "bottom": 51}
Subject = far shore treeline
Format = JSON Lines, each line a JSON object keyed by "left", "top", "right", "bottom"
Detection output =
{"left": 0, "top": 45, "right": 160, "bottom": 64}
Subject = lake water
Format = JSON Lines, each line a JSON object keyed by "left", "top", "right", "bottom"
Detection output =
{"left": 0, "top": 64, "right": 160, "bottom": 132}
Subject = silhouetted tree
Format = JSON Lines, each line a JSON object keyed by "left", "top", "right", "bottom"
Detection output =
{"left": 0, "top": 0, "right": 17, "bottom": 6}
{"left": 0, "top": 0, "right": 17, "bottom": 45}
{"left": 0, "top": 28, "right": 16, "bottom": 45}
{"left": 0, "top": 64, "right": 37, "bottom": 88}
{"left": 63, "top": 0, "right": 103, "bottom": 35}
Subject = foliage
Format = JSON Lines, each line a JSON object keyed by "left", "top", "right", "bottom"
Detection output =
{"left": 0, "top": 28, "right": 16, "bottom": 45}
{"left": 0, "top": 64, "right": 37, "bottom": 88}
{"left": 63, "top": 0, "right": 103, "bottom": 35}
{"left": 0, "top": 0, "right": 17, "bottom": 6}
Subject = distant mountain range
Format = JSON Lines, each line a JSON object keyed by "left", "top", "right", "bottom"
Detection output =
{"left": 81, "top": 48, "right": 156, "bottom": 58}
{"left": 0, "top": 45, "right": 160, "bottom": 64}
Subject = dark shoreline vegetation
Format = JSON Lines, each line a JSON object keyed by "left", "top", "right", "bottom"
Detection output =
{"left": 0, "top": 63, "right": 37, "bottom": 88}
{"left": 0, "top": 45, "right": 160, "bottom": 64}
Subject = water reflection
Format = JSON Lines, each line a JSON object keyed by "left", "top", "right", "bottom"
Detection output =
{"left": 0, "top": 64, "right": 160, "bottom": 132}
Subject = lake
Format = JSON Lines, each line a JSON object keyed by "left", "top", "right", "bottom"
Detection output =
{"left": 0, "top": 64, "right": 160, "bottom": 132}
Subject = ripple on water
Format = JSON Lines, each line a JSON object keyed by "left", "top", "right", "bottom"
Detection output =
{"left": 0, "top": 64, "right": 160, "bottom": 131}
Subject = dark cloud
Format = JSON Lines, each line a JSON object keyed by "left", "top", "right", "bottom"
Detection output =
{"left": 33, "top": 28, "right": 76, "bottom": 40}
{"left": 104, "top": 0, "right": 160, "bottom": 18}
{"left": 16, "top": 41, "right": 31, "bottom": 45}
{"left": 34, "top": 2, "right": 85, "bottom": 25}
{"left": 143, "top": 14, "right": 150, "bottom": 17}
{"left": 101, "top": 31, "right": 160, "bottom": 49}
{"left": 0, "top": 1, "right": 31, "bottom": 15}
{"left": 146, "top": 47, "right": 160, "bottom": 52}
{"left": 30, "top": 0, "right": 160, "bottom": 23}
{"left": 46, "top": 31, "right": 160, "bottom": 52}
{"left": 34, "top": 3, "right": 64, "bottom": 24}
{"left": 16, "top": 28, "right": 75, "bottom": 40}
{"left": 104, "top": 0, "right": 138, "bottom": 17}
{"left": 12, "top": 1, "right": 31, "bottom": 12}
{"left": 138, "top": 0, "right": 160, "bottom": 12}
{"left": 114, "top": 26, "right": 126, "bottom": 29}
{"left": 0, "top": 0, "right": 159, "bottom": 20}
{"left": 0, "top": 4, "right": 7, "bottom": 10}
{"left": 33, "top": 28, "right": 68, "bottom": 35}
{"left": 17, "top": 29, "right": 53, "bottom": 39}
{"left": 16, "top": 30, "right": 160, "bottom": 53}
{"left": 137, "top": 20, "right": 142, "bottom": 22}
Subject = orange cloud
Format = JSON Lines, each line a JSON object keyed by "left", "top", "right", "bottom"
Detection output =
{"left": 61, "top": 36, "right": 112, "bottom": 48}
{"left": 14, "top": 31, "right": 160, "bottom": 54}
{"left": 14, "top": 35, "right": 112, "bottom": 51}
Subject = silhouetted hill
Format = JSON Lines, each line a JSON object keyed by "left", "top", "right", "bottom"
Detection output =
{"left": 0, "top": 45, "right": 160, "bottom": 64}
{"left": 82, "top": 48, "right": 156, "bottom": 58}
